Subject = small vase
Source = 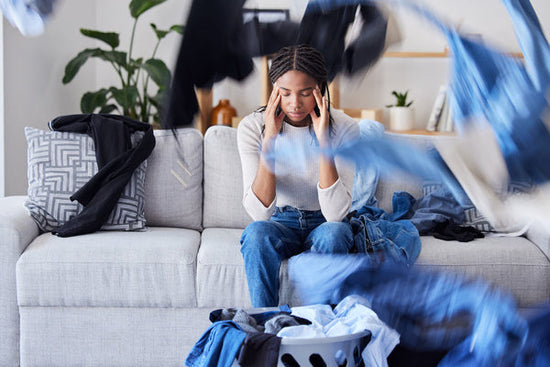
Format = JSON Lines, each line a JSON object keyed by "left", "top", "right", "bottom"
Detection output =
{"left": 389, "top": 107, "right": 415, "bottom": 131}
{"left": 211, "top": 99, "right": 237, "bottom": 127}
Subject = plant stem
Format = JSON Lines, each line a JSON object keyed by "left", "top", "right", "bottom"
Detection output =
{"left": 127, "top": 18, "right": 138, "bottom": 87}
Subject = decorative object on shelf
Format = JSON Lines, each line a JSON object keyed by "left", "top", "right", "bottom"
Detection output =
{"left": 386, "top": 90, "right": 415, "bottom": 131}
{"left": 211, "top": 99, "right": 237, "bottom": 127}
{"left": 62, "top": 0, "right": 184, "bottom": 125}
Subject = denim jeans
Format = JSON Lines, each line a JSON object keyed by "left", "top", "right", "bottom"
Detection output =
{"left": 240, "top": 206, "right": 353, "bottom": 307}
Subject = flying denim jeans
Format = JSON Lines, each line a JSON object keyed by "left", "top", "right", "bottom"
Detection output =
{"left": 240, "top": 206, "right": 353, "bottom": 307}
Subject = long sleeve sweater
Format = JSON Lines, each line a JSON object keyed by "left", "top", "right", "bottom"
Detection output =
{"left": 237, "top": 109, "right": 360, "bottom": 222}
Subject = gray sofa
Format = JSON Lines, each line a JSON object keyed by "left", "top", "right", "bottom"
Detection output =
{"left": 1, "top": 125, "right": 549, "bottom": 367}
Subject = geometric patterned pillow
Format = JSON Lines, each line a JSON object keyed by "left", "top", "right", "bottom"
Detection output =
{"left": 24, "top": 127, "right": 147, "bottom": 232}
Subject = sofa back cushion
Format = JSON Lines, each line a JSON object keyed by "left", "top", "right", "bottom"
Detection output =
{"left": 203, "top": 126, "right": 253, "bottom": 228}
{"left": 144, "top": 128, "right": 203, "bottom": 230}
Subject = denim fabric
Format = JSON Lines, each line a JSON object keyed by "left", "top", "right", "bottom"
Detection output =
{"left": 185, "top": 321, "right": 246, "bottom": 367}
{"left": 347, "top": 191, "right": 421, "bottom": 266}
{"left": 241, "top": 206, "right": 353, "bottom": 307}
{"left": 351, "top": 119, "right": 385, "bottom": 212}
{"left": 288, "top": 252, "right": 536, "bottom": 366}
{"left": 410, "top": 186, "right": 467, "bottom": 235}
{"left": 401, "top": 0, "right": 550, "bottom": 185}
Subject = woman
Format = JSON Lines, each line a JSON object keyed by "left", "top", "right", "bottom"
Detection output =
{"left": 237, "top": 44, "right": 360, "bottom": 307}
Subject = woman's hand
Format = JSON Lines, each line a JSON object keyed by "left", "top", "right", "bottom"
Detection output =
{"left": 264, "top": 84, "right": 285, "bottom": 141}
{"left": 310, "top": 86, "right": 330, "bottom": 147}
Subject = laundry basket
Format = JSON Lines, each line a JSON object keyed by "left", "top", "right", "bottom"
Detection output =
{"left": 275, "top": 329, "right": 371, "bottom": 367}
{"left": 230, "top": 305, "right": 372, "bottom": 367}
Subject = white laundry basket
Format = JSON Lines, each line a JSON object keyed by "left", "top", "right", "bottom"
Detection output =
{"left": 232, "top": 330, "right": 371, "bottom": 367}
{"left": 230, "top": 307, "right": 372, "bottom": 367}
{"left": 275, "top": 330, "right": 371, "bottom": 367}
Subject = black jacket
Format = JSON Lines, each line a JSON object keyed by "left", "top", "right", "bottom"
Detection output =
{"left": 49, "top": 113, "right": 155, "bottom": 237}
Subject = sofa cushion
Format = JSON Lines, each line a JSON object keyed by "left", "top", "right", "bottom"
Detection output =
{"left": 16, "top": 228, "right": 200, "bottom": 308}
{"left": 24, "top": 127, "right": 147, "bottom": 232}
{"left": 144, "top": 128, "right": 203, "bottom": 230}
{"left": 416, "top": 235, "right": 550, "bottom": 307}
{"left": 203, "top": 126, "right": 253, "bottom": 229}
{"left": 197, "top": 228, "right": 305, "bottom": 308}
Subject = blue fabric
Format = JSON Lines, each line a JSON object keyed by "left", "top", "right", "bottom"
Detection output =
{"left": 288, "top": 252, "right": 536, "bottom": 366}
{"left": 240, "top": 207, "right": 353, "bottom": 307}
{"left": 347, "top": 191, "right": 421, "bottom": 266}
{"left": 410, "top": 186, "right": 467, "bottom": 235}
{"left": 0, "top": 0, "right": 56, "bottom": 36}
{"left": 351, "top": 119, "right": 385, "bottom": 212}
{"left": 185, "top": 321, "right": 246, "bottom": 367}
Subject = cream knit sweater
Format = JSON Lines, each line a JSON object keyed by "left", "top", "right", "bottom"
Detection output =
{"left": 237, "top": 109, "right": 360, "bottom": 222}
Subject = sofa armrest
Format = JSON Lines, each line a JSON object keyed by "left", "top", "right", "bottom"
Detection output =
{"left": 0, "top": 195, "right": 40, "bottom": 366}
{"left": 526, "top": 222, "right": 550, "bottom": 261}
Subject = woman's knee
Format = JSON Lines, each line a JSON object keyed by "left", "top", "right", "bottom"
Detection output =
{"left": 309, "top": 222, "right": 353, "bottom": 254}
{"left": 241, "top": 220, "right": 282, "bottom": 254}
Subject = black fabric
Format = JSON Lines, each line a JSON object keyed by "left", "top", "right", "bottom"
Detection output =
{"left": 387, "top": 344, "right": 449, "bottom": 367}
{"left": 48, "top": 113, "right": 155, "bottom": 237}
{"left": 343, "top": 5, "right": 388, "bottom": 75}
{"left": 237, "top": 332, "right": 281, "bottom": 367}
{"left": 298, "top": 3, "right": 388, "bottom": 81}
{"left": 163, "top": 0, "right": 253, "bottom": 128}
{"left": 164, "top": 1, "right": 389, "bottom": 127}
{"left": 243, "top": 18, "right": 300, "bottom": 57}
{"left": 297, "top": 4, "right": 357, "bottom": 81}
{"left": 430, "top": 220, "right": 485, "bottom": 242}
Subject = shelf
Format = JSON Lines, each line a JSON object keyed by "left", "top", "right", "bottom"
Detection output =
{"left": 383, "top": 50, "right": 524, "bottom": 58}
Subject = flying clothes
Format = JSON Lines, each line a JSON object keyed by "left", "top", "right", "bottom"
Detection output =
{"left": 288, "top": 252, "right": 550, "bottom": 366}
{"left": 0, "top": 0, "right": 57, "bottom": 36}
{"left": 163, "top": 0, "right": 391, "bottom": 127}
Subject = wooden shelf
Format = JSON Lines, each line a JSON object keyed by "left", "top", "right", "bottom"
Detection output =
{"left": 383, "top": 50, "right": 524, "bottom": 58}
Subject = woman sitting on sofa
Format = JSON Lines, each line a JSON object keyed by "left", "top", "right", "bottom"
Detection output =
{"left": 237, "top": 44, "right": 360, "bottom": 307}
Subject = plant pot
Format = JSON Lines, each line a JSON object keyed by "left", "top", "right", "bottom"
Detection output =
{"left": 389, "top": 107, "right": 415, "bottom": 131}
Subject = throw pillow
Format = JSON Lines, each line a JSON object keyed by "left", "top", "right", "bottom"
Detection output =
{"left": 24, "top": 127, "right": 147, "bottom": 232}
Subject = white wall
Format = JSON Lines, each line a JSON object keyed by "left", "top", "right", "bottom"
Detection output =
{"left": 2, "top": 0, "right": 550, "bottom": 195}
{"left": 0, "top": 14, "right": 4, "bottom": 197}
{"left": 3, "top": 0, "right": 97, "bottom": 195}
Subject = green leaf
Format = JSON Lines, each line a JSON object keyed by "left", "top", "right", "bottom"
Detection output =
{"left": 170, "top": 25, "right": 184, "bottom": 35}
{"left": 148, "top": 88, "right": 168, "bottom": 107}
{"left": 142, "top": 58, "right": 171, "bottom": 89}
{"left": 99, "top": 50, "right": 127, "bottom": 66}
{"left": 80, "top": 89, "right": 109, "bottom": 113}
{"left": 99, "top": 104, "right": 119, "bottom": 114}
{"left": 80, "top": 29, "right": 120, "bottom": 49}
{"left": 150, "top": 23, "right": 169, "bottom": 40}
{"left": 63, "top": 48, "right": 102, "bottom": 84}
{"left": 129, "top": 0, "right": 166, "bottom": 19}
{"left": 109, "top": 86, "right": 139, "bottom": 110}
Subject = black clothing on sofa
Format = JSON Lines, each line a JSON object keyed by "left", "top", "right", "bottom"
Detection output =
{"left": 49, "top": 113, "right": 155, "bottom": 237}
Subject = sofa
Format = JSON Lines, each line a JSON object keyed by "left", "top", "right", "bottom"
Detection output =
{"left": 1, "top": 125, "right": 549, "bottom": 367}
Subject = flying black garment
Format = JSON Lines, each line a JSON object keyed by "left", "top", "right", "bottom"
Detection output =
{"left": 49, "top": 113, "right": 155, "bottom": 237}
{"left": 164, "top": 0, "right": 389, "bottom": 127}
{"left": 298, "top": 2, "right": 388, "bottom": 81}
{"left": 163, "top": 0, "right": 253, "bottom": 128}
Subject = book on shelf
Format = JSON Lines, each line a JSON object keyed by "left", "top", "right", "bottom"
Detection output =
{"left": 427, "top": 85, "right": 447, "bottom": 131}
{"left": 426, "top": 85, "right": 454, "bottom": 132}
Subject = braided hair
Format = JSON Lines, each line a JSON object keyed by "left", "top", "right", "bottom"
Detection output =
{"left": 261, "top": 44, "right": 334, "bottom": 137}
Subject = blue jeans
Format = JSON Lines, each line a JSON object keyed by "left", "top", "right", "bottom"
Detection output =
{"left": 240, "top": 206, "right": 353, "bottom": 307}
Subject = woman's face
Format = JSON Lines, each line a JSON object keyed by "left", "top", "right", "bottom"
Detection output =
{"left": 276, "top": 70, "right": 319, "bottom": 126}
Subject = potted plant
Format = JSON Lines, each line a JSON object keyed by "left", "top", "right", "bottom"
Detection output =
{"left": 62, "top": 0, "right": 183, "bottom": 126}
{"left": 386, "top": 90, "right": 415, "bottom": 131}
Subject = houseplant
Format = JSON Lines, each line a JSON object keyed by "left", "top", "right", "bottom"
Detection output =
{"left": 62, "top": 0, "right": 183, "bottom": 125}
{"left": 386, "top": 90, "right": 415, "bottom": 131}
